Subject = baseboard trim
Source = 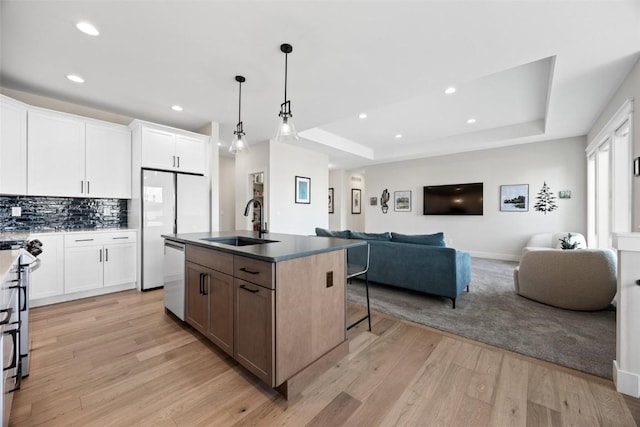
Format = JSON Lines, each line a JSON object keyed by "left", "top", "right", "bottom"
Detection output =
{"left": 468, "top": 251, "right": 520, "bottom": 262}
{"left": 614, "top": 360, "right": 640, "bottom": 398}
{"left": 31, "top": 282, "right": 136, "bottom": 307}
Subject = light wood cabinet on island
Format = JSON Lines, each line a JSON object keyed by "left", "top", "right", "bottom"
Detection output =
{"left": 184, "top": 243, "right": 346, "bottom": 396}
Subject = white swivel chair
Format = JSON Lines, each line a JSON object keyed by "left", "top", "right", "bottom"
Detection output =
{"left": 346, "top": 243, "right": 371, "bottom": 331}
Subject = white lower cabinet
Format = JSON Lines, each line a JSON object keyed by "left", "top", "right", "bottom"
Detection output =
{"left": 103, "top": 242, "right": 136, "bottom": 286}
{"left": 64, "top": 245, "right": 104, "bottom": 293}
{"left": 64, "top": 231, "right": 137, "bottom": 294}
{"left": 29, "top": 234, "right": 64, "bottom": 300}
{"left": 30, "top": 230, "right": 137, "bottom": 307}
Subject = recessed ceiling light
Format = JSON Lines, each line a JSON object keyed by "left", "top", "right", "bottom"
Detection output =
{"left": 444, "top": 86, "right": 457, "bottom": 95}
{"left": 66, "top": 74, "right": 85, "bottom": 83}
{"left": 395, "top": 134, "right": 403, "bottom": 139}
{"left": 171, "top": 105, "right": 183, "bottom": 112}
{"left": 359, "top": 113, "right": 367, "bottom": 119}
{"left": 76, "top": 22, "right": 99, "bottom": 36}
{"left": 467, "top": 118, "right": 476, "bottom": 124}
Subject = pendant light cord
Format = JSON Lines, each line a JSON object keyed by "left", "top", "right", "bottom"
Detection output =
{"left": 284, "top": 52, "right": 288, "bottom": 104}
{"left": 238, "top": 79, "right": 242, "bottom": 125}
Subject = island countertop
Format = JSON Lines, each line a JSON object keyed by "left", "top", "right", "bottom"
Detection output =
{"left": 161, "top": 230, "right": 365, "bottom": 262}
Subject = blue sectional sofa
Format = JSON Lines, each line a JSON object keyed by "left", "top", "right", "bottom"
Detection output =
{"left": 315, "top": 228, "right": 472, "bottom": 308}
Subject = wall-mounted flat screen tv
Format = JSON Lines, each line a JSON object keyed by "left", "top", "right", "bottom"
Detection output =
{"left": 423, "top": 183, "right": 483, "bottom": 215}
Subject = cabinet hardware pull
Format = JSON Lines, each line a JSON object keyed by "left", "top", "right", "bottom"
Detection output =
{"left": 81, "top": 180, "right": 84, "bottom": 193}
{"left": 0, "top": 307, "right": 13, "bottom": 325}
{"left": 112, "top": 236, "right": 129, "bottom": 240}
{"left": 203, "top": 274, "right": 209, "bottom": 295}
{"left": 173, "top": 156, "right": 176, "bottom": 167}
{"left": 240, "top": 284, "right": 259, "bottom": 293}
{"left": 177, "top": 156, "right": 180, "bottom": 168}
{"left": 199, "top": 273, "right": 204, "bottom": 294}
{"left": 105, "top": 248, "right": 109, "bottom": 262}
{"left": 3, "top": 327, "right": 19, "bottom": 372}
{"left": 75, "top": 238, "right": 94, "bottom": 242}
{"left": 87, "top": 181, "right": 90, "bottom": 194}
{"left": 239, "top": 267, "right": 259, "bottom": 275}
{"left": 99, "top": 249, "right": 102, "bottom": 262}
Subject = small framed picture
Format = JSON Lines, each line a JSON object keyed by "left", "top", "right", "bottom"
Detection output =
{"left": 558, "top": 190, "right": 572, "bottom": 199}
{"left": 351, "top": 189, "right": 361, "bottom": 214}
{"left": 328, "top": 187, "right": 334, "bottom": 213}
{"left": 370, "top": 197, "right": 377, "bottom": 206}
{"left": 500, "top": 184, "right": 529, "bottom": 212}
{"left": 394, "top": 191, "right": 411, "bottom": 212}
{"left": 295, "top": 176, "right": 310, "bottom": 204}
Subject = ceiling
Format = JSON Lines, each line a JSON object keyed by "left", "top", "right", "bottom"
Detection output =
{"left": 2, "top": 1, "right": 639, "bottom": 170}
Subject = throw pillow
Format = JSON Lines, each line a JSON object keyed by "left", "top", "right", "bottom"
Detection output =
{"left": 391, "top": 232, "right": 446, "bottom": 247}
{"left": 315, "top": 227, "right": 351, "bottom": 239}
{"left": 350, "top": 231, "right": 392, "bottom": 241}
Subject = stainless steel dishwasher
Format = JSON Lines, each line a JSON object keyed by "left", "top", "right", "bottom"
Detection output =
{"left": 163, "top": 240, "right": 185, "bottom": 320}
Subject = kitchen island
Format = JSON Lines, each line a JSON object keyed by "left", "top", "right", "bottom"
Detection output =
{"left": 161, "top": 231, "right": 365, "bottom": 399}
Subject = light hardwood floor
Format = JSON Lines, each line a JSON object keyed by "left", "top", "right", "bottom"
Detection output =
{"left": 10, "top": 290, "right": 639, "bottom": 426}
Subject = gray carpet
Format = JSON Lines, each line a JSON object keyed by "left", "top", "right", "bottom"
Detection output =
{"left": 347, "top": 257, "right": 616, "bottom": 379}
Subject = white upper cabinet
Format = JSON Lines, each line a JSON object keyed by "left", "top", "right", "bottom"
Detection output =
{"left": 27, "top": 107, "right": 132, "bottom": 198}
{"left": 86, "top": 122, "right": 132, "bottom": 198}
{"left": 0, "top": 95, "right": 27, "bottom": 194}
{"left": 175, "top": 134, "right": 207, "bottom": 174}
{"left": 133, "top": 120, "right": 208, "bottom": 175}
{"left": 28, "top": 109, "right": 85, "bottom": 197}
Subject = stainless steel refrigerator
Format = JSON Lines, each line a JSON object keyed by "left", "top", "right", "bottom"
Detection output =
{"left": 141, "top": 169, "right": 210, "bottom": 290}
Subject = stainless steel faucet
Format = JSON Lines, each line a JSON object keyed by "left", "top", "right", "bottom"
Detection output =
{"left": 244, "top": 198, "right": 268, "bottom": 236}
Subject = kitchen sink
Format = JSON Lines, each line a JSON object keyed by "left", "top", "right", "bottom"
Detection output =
{"left": 200, "top": 236, "right": 279, "bottom": 246}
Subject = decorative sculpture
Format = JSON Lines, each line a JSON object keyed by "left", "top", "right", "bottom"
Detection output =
{"left": 534, "top": 181, "right": 558, "bottom": 214}
{"left": 381, "top": 189, "right": 390, "bottom": 214}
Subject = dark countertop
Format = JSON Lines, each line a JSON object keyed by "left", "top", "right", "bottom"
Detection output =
{"left": 161, "top": 230, "right": 366, "bottom": 262}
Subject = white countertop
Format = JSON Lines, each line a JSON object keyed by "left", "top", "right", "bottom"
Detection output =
{"left": 0, "top": 228, "right": 138, "bottom": 240}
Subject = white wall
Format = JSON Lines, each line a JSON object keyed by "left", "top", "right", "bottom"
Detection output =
{"left": 218, "top": 156, "right": 236, "bottom": 231}
{"left": 363, "top": 137, "right": 587, "bottom": 260}
{"left": 588, "top": 57, "right": 640, "bottom": 231}
{"left": 234, "top": 142, "right": 269, "bottom": 230}
{"left": 268, "top": 140, "right": 329, "bottom": 235}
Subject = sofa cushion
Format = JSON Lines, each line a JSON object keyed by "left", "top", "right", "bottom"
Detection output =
{"left": 391, "top": 232, "right": 446, "bottom": 247}
{"left": 350, "top": 231, "right": 392, "bottom": 241}
{"left": 315, "top": 227, "right": 351, "bottom": 239}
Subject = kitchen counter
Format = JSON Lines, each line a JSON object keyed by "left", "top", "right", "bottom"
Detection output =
{"left": 162, "top": 230, "right": 365, "bottom": 262}
{"left": 0, "top": 227, "right": 138, "bottom": 240}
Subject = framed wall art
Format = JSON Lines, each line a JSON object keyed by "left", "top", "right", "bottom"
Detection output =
{"left": 351, "top": 189, "right": 361, "bottom": 214}
{"left": 328, "top": 187, "right": 334, "bottom": 213}
{"left": 295, "top": 176, "right": 310, "bottom": 204}
{"left": 500, "top": 184, "right": 529, "bottom": 212}
{"left": 394, "top": 190, "right": 411, "bottom": 212}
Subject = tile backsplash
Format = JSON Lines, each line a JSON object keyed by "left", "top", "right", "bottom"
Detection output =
{"left": 0, "top": 196, "right": 128, "bottom": 232}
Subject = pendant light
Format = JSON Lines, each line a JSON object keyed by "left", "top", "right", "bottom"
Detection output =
{"left": 274, "top": 43, "right": 299, "bottom": 142}
{"left": 229, "top": 75, "right": 249, "bottom": 154}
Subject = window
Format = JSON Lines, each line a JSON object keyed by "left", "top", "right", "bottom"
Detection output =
{"left": 586, "top": 100, "right": 632, "bottom": 249}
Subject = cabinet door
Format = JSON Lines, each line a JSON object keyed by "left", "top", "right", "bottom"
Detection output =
{"left": 205, "top": 270, "right": 234, "bottom": 357}
{"left": 28, "top": 109, "right": 85, "bottom": 197}
{"left": 0, "top": 97, "right": 27, "bottom": 194}
{"left": 185, "top": 262, "right": 208, "bottom": 335}
{"left": 85, "top": 123, "right": 132, "bottom": 198}
{"left": 29, "top": 235, "right": 64, "bottom": 300}
{"left": 103, "top": 242, "right": 136, "bottom": 287}
{"left": 175, "top": 134, "right": 206, "bottom": 175}
{"left": 141, "top": 127, "right": 176, "bottom": 171}
{"left": 234, "top": 279, "right": 274, "bottom": 386}
{"left": 64, "top": 245, "right": 104, "bottom": 293}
